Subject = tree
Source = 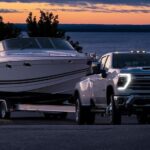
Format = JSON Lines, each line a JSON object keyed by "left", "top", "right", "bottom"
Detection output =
{"left": 26, "top": 11, "right": 64, "bottom": 38}
{"left": 26, "top": 11, "right": 82, "bottom": 52}
{"left": 0, "top": 16, "right": 20, "bottom": 41}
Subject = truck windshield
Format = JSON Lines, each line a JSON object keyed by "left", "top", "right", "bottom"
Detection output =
{"left": 113, "top": 53, "right": 150, "bottom": 68}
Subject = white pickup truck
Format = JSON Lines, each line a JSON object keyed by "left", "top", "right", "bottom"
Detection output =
{"left": 74, "top": 51, "right": 150, "bottom": 124}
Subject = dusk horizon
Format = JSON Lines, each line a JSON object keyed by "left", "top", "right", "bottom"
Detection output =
{"left": 0, "top": 0, "right": 150, "bottom": 24}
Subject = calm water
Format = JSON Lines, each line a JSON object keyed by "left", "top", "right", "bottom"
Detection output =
{"left": 68, "top": 32, "right": 150, "bottom": 56}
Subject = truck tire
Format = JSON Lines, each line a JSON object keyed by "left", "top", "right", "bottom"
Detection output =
{"left": 137, "top": 113, "right": 147, "bottom": 124}
{"left": 109, "top": 94, "right": 121, "bottom": 125}
{"left": 0, "top": 101, "right": 10, "bottom": 119}
{"left": 86, "top": 107, "right": 95, "bottom": 125}
{"left": 75, "top": 97, "right": 86, "bottom": 125}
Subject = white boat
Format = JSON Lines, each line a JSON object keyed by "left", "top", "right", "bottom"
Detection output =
{"left": 0, "top": 37, "right": 90, "bottom": 104}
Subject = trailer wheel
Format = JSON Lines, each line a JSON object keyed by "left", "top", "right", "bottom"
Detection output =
{"left": 75, "top": 97, "right": 86, "bottom": 125}
{"left": 0, "top": 101, "right": 9, "bottom": 119}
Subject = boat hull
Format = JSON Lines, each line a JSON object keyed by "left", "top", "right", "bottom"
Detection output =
{"left": 0, "top": 56, "right": 89, "bottom": 103}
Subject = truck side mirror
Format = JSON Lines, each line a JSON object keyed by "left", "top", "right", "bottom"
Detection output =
{"left": 86, "top": 62, "right": 100, "bottom": 75}
{"left": 92, "top": 65, "right": 101, "bottom": 74}
{"left": 90, "top": 61, "right": 101, "bottom": 74}
{"left": 100, "top": 69, "right": 107, "bottom": 78}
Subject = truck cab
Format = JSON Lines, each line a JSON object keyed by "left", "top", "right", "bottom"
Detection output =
{"left": 75, "top": 51, "right": 150, "bottom": 124}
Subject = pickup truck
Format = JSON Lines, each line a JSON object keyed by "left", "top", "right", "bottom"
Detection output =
{"left": 74, "top": 51, "right": 150, "bottom": 124}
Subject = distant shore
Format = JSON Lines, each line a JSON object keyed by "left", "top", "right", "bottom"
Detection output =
{"left": 16, "top": 24, "right": 150, "bottom": 32}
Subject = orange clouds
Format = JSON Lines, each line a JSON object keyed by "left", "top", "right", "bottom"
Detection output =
{"left": 0, "top": 2, "right": 150, "bottom": 24}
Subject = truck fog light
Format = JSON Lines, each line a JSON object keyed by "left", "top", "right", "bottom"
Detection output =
{"left": 114, "top": 96, "right": 128, "bottom": 105}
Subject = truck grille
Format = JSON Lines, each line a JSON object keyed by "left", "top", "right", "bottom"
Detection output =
{"left": 128, "top": 74, "right": 150, "bottom": 90}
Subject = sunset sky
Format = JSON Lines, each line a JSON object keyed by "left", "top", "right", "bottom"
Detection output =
{"left": 0, "top": 0, "right": 150, "bottom": 24}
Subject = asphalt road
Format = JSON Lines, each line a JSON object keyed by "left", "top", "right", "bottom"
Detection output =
{"left": 0, "top": 112, "right": 150, "bottom": 150}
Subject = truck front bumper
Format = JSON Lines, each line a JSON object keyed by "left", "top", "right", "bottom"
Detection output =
{"left": 114, "top": 95, "right": 150, "bottom": 112}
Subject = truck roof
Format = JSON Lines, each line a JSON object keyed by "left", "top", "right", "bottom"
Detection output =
{"left": 103, "top": 51, "right": 149, "bottom": 56}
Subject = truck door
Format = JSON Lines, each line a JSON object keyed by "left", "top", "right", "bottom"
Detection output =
{"left": 91, "top": 55, "right": 109, "bottom": 105}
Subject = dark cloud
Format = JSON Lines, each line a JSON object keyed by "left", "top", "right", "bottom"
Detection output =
{"left": 46, "top": 0, "right": 150, "bottom": 6}
{"left": 40, "top": 7, "right": 150, "bottom": 14}
{"left": 37, "top": 8, "right": 85, "bottom": 12}
{"left": 0, "top": 9, "right": 20, "bottom": 13}
{"left": 1, "top": 0, "right": 150, "bottom": 6}
{"left": 1, "top": 0, "right": 150, "bottom": 14}
{"left": 93, "top": 9, "right": 150, "bottom": 14}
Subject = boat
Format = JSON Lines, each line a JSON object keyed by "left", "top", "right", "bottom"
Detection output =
{"left": 0, "top": 37, "right": 90, "bottom": 104}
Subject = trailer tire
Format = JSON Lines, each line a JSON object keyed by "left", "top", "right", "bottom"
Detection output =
{"left": 0, "top": 101, "right": 9, "bottom": 119}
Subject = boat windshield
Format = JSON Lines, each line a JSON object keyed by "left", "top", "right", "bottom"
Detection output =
{"left": 51, "top": 38, "right": 74, "bottom": 50}
{"left": 113, "top": 53, "right": 150, "bottom": 68}
{"left": 4, "top": 37, "right": 74, "bottom": 51}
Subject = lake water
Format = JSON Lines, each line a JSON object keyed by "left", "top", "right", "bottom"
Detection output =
{"left": 68, "top": 32, "right": 150, "bottom": 56}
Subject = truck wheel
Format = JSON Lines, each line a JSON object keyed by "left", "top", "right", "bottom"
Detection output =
{"left": 137, "top": 113, "right": 147, "bottom": 124}
{"left": 86, "top": 108, "right": 95, "bottom": 125}
{"left": 109, "top": 94, "right": 121, "bottom": 125}
{"left": 0, "top": 101, "right": 9, "bottom": 119}
{"left": 75, "top": 97, "right": 86, "bottom": 125}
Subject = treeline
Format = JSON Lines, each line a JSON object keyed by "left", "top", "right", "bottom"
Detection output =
{"left": 16, "top": 24, "right": 150, "bottom": 32}
{"left": 58, "top": 24, "right": 150, "bottom": 32}
{"left": 0, "top": 11, "right": 82, "bottom": 52}
{"left": 0, "top": 16, "right": 20, "bottom": 40}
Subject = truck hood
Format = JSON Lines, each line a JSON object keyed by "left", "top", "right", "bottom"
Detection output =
{"left": 120, "top": 67, "right": 150, "bottom": 74}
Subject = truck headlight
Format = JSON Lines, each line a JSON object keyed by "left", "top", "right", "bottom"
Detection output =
{"left": 117, "top": 74, "right": 131, "bottom": 90}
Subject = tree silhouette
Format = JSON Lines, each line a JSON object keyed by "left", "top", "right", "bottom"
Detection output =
{"left": 26, "top": 11, "right": 82, "bottom": 52}
{"left": 0, "top": 16, "right": 20, "bottom": 41}
{"left": 26, "top": 11, "right": 64, "bottom": 38}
